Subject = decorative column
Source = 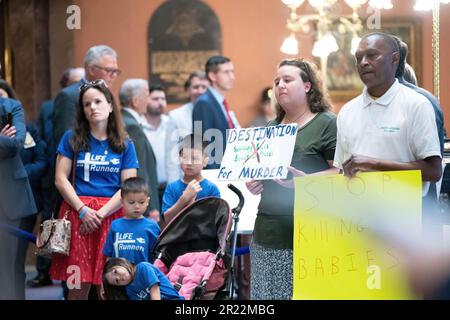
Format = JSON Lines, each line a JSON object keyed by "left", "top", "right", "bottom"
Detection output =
{"left": 432, "top": 0, "right": 440, "bottom": 101}
{"left": 8, "top": 0, "right": 50, "bottom": 121}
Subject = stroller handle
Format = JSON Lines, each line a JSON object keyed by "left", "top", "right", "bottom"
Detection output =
{"left": 227, "top": 183, "right": 244, "bottom": 215}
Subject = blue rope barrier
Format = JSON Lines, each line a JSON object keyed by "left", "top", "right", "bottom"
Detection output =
{"left": 0, "top": 223, "right": 36, "bottom": 243}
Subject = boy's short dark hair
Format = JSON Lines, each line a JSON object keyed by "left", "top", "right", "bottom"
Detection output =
{"left": 179, "top": 134, "right": 208, "bottom": 156}
{"left": 121, "top": 177, "right": 149, "bottom": 198}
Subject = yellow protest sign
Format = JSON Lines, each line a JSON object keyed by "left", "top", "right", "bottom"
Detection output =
{"left": 293, "top": 171, "right": 422, "bottom": 299}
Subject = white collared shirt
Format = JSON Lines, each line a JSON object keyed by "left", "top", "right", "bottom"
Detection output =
{"left": 142, "top": 114, "right": 170, "bottom": 184}
{"left": 165, "top": 102, "right": 194, "bottom": 183}
{"left": 334, "top": 80, "right": 441, "bottom": 195}
{"left": 168, "top": 102, "right": 194, "bottom": 138}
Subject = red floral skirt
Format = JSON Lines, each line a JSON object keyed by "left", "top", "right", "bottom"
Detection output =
{"left": 49, "top": 196, "right": 123, "bottom": 285}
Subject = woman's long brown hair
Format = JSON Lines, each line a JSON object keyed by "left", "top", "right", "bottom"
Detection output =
{"left": 72, "top": 81, "right": 127, "bottom": 153}
{"left": 102, "top": 258, "right": 136, "bottom": 300}
{"left": 275, "top": 58, "right": 332, "bottom": 123}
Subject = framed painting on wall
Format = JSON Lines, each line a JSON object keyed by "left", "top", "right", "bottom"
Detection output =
{"left": 324, "top": 30, "right": 364, "bottom": 101}
{"left": 321, "top": 17, "right": 422, "bottom": 102}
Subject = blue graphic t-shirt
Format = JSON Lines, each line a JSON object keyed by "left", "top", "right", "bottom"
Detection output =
{"left": 57, "top": 130, "right": 139, "bottom": 197}
{"left": 126, "top": 262, "right": 184, "bottom": 300}
{"left": 103, "top": 218, "right": 160, "bottom": 264}
{"left": 162, "top": 178, "right": 221, "bottom": 213}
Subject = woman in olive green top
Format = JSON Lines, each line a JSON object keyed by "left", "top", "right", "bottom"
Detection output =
{"left": 246, "top": 58, "right": 339, "bottom": 300}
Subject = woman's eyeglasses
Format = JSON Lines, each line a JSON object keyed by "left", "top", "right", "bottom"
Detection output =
{"left": 79, "top": 79, "right": 108, "bottom": 92}
{"left": 92, "top": 65, "right": 122, "bottom": 77}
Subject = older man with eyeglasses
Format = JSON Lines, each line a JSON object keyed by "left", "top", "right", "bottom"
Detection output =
{"left": 53, "top": 45, "right": 121, "bottom": 147}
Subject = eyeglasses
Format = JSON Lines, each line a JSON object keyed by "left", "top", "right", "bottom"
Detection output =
{"left": 92, "top": 65, "right": 122, "bottom": 77}
{"left": 79, "top": 79, "right": 108, "bottom": 92}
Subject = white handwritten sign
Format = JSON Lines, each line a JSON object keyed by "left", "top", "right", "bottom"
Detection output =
{"left": 217, "top": 124, "right": 298, "bottom": 181}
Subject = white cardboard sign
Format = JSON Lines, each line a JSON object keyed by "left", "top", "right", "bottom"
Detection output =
{"left": 217, "top": 124, "right": 298, "bottom": 181}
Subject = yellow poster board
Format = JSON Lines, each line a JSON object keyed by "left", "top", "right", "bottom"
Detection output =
{"left": 293, "top": 171, "right": 422, "bottom": 299}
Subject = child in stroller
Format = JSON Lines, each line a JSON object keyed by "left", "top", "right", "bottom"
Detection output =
{"left": 154, "top": 184, "right": 244, "bottom": 300}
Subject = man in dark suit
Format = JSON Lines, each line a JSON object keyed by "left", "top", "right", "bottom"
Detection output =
{"left": 119, "top": 79, "right": 160, "bottom": 217}
{"left": 53, "top": 45, "right": 121, "bottom": 146}
{"left": 192, "top": 56, "right": 239, "bottom": 169}
{"left": 40, "top": 67, "right": 84, "bottom": 155}
{"left": 0, "top": 96, "right": 37, "bottom": 299}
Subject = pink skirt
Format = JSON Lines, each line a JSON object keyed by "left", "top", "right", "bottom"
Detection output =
{"left": 50, "top": 196, "right": 123, "bottom": 285}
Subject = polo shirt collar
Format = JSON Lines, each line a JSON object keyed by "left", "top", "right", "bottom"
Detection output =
{"left": 362, "top": 79, "right": 400, "bottom": 108}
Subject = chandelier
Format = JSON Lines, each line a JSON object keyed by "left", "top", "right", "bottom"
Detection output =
{"left": 280, "top": 0, "right": 449, "bottom": 57}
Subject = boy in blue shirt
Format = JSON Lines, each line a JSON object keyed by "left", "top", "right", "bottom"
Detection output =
{"left": 103, "top": 177, "right": 160, "bottom": 264}
{"left": 162, "top": 134, "right": 220, "bottom": 225}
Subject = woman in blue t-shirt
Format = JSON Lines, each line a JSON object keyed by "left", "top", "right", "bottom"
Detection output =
{"left": 50, "top": 80, "right": 139, "bottom": 300}
{"left": 102, "top": 257, "right": 183, "bottom": 300}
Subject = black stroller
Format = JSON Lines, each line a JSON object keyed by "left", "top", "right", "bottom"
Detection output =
{"left": 153, "top": 184, "right": 244, "bottom": 300}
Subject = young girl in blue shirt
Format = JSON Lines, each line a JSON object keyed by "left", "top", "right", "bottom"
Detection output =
{"left": 102, "top": 257, "right": 183, "bottom": 300}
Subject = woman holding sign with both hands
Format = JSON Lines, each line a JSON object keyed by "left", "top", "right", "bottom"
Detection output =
{"left": 245, "top": 58, "right": 338, "bottom": 300}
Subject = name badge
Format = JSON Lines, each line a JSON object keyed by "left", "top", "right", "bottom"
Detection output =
{"left": 380, "top": 126, "right": 400, "bottom": 133}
